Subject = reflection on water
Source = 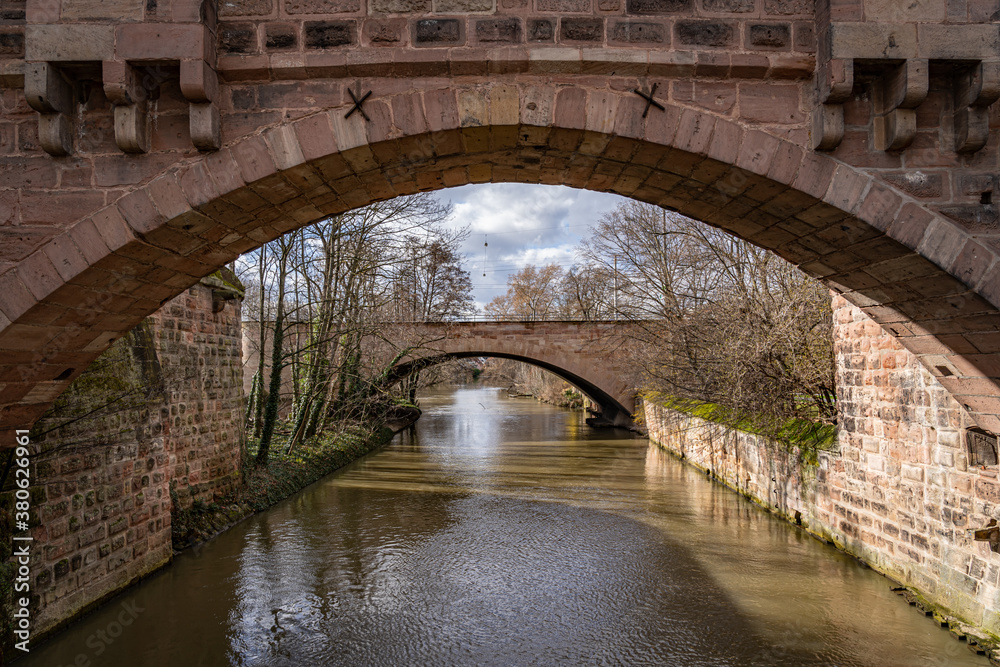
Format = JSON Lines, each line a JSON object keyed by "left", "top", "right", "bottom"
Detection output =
{"left": 21, "top": 386, "right": 986, "bottom": 666}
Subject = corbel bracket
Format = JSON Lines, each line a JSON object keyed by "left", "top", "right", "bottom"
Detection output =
{"left": 103, "top": 60, "right": 150, "bottom": 154}
{"left": 954, "top": 61, "right": 1000, "bottom": 154}
{"left": 812, "top": 58, "right": 853, "bottom": 151}
{"left": 180, "top": 59, "right": 221, "bottom": 151}
{"left": 25, "top": 62, "right": 73, "bottom": 156}
{"left": 874, "top": 59, "right": 928, "bottom": 152}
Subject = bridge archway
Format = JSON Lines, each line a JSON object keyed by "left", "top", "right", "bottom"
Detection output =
{"left": 2, "top": 82, "right": 1000, "bottom": 439}
{"left": 390, "top": 352, "right": 633, "bottom": 427}
{"left": 381, "top": 321, "right": 639, "bottom": 427}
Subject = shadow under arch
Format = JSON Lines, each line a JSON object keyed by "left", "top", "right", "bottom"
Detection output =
{"left": 384, "top": 351, "right": 635, "bottom": 428}
{"left": 3, "top": 81, "right": 1000, "bottom": 439}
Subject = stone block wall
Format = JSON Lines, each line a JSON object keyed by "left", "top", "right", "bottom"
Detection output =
{"left": 642, "top": 401, "right": 821, "bottom": 527}
{"left": 215, "top": 0, "right": 818, "bottom": 61}
{"left": 645, "top": 293, "right": 1000, "bottom": 636}
{"left": 149, "top": 277, "right": 245, "bottom": 511}
{"left": 23, "top": 275, "right": 243, "bottom": 638}
{"left": 827, "top": 294, "right": 1000, "bottom": 634}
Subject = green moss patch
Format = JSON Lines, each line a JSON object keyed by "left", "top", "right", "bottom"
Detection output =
{"left": 644, "top": 391, "right": 837, "bottom": 451}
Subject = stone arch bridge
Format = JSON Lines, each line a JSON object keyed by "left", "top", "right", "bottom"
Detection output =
{"left": 0, "top": 0, "right": 999, "bottom": 442}
{"left": 385, "top": 320, "right": 638, "bottom": 426}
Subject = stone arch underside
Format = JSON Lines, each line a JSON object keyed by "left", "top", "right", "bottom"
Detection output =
{"left": 387, "top": 350, "right": 634, "bottom": 427}
{"left": 3, "top": 81, "right": 1000, "bottom": 442}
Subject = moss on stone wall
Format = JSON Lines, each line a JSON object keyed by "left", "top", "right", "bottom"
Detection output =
{"left": 642, "top": 391, "right": 837, "bottom": 453}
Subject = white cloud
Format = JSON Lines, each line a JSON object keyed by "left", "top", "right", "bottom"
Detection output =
{"left": 435, "top": 184, "right": 626, "bottom": 309}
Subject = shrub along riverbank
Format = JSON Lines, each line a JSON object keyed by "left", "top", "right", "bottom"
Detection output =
{"left": 171, "top": 408, "right": 420, "bottom": 551}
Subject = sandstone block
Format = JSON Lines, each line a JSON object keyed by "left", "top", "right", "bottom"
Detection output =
{"left": 610, "top": 20, "right": 667, "bottom": 44}
{"left": 476, "top": 18, "right": 522, "bottom": 43}
{"left": 676, "top": 20, "right": 735, "bottom": 47}
{"left": 0, "top": 30, "right": 24, "bottom": 57}
{"left": 371, "top": 0, "right": 431, "bottom": 10}
{"left": 219, "top": 0, "right": 274, "bottom": 15}
{"left": 266, "top": 25, "right": 299, "bottom": 50}
{"left": 917, "top": 24, "right": 1000, "bottom": 60}
{"left": 560, "top": 18, "right": 603, "bottom": 41}
{"left": 286, "top": 0, "right": 360, "bottom": 11}
{"left": 749, "top": 23, "right": 790, "bottom": 48}
{"left": 25, "top": 25, "right": 115, "bottom": 62}
{"left": 701, "top": 0, "right": 754, "bottom": 11}
{"left": 62, "top": 0, "right": 144, "bottom": 19}
{"left": 305, "top": 21, "right": 356, "bottom": 48}
{"left": 764, "top": 0, "right": 813, "bottom": 14}
{"left": 626, "top": 0, "right": 691, "bottom": 12}
{"left": 829, "top": 22, "right": 917, "bottom": 60}
{"left": 528, "top": 19, "right": 555, "bottom": 41}
{"left": 436, "top": 0, "right": 493, "bottom": 10}
{"left": 415, "top": 19, "right": 462, "bottom": 44}
{"left": 539, "top": 0, "right": 591, "bottom": 10}
{"left": 117, "top": 24, "right": 211, "bottom": 61}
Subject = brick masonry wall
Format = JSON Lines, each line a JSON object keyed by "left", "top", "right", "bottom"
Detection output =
{"left": 645, "top": 293, "right": 1000, "bottom": 636}
{"left": 149, "top": 280, "right": 244, "bottom": 511}
{"left": 641, "top": 399, "right": 821, "bottom": 524}
{"left": 24, "top": 277, "right": 243, "bottom": 637}
{"left": 215, "top": 0, "right": 817, "bottom": 59}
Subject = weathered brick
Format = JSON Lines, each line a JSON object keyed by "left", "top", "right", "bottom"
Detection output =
{"left": 560, "top": 18, "right": 603, "bottom": 41}
{"left": 25, "top": 24, "right": 115, "bottom": 61}
{"left": 415, "top": 19, "right": 462, "bottom": 45}
{"left": 764, "top": 0, "right": 813, "bottom": 13}
{"left": 610, "top": 20, "right": 667, "bottom": 44}
{"left": 0, "top": 30, "right": 23, "bottom": 56}
{"left": 265, "top": 25, "right": 298, "bottom": 51}
{"left": 286, "top": 0, "right": 359, "bottom": 12}
{"left": 476, "top": 18, "right": 522, "bottom": 43}
{"left": 219, "top": 24, "right": 257, "bottom": 54}
{"left": 370, "top": 0, "right": 430, "bottom": 10}
{"left": 528, "top": 19, "right": 555, "bottom": 41}
{"left": 626, "top": 0, "right": 691, "bottom": 12}
{"left": 539, "top": 0, "right": 591, "bottom": 10}
{"left": 749, "top": 23, "right": 790, "bottom": 48}
{"left": 363, "top": 19, "right": 407, "bottom": 45}
{"left": 676, "top": 20, "right": 735, "bottom": 47}
{"left": 701, "top": 0, "right": 754, "bottom": 11}
{"left": 220, "top": 0, "right": 274, "bottom": 15}
{"left": 305, "top": 21, "right": 356, "bottom": 48}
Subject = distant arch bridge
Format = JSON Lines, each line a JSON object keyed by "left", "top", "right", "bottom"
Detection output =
{"left": 385, "top": 320, "right": 637, "bottom": 427}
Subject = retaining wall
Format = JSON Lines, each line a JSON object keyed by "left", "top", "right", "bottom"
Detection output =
{"left": 644, "top": 294, "right": 1000, "bottom": 635}
{"left": 22, "top": 275, "right": 244, "bottom": 638}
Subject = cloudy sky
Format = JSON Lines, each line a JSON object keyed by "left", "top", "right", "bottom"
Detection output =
{"left": 434, "top": 184, "right": 627, "bottom": 310}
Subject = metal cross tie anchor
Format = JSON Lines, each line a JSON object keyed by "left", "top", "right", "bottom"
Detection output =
{"left": 633, "top": 83, "right": 665, "bottom": 119}
{"left": 345, "top": 83, "right": 373, "bottom": 121}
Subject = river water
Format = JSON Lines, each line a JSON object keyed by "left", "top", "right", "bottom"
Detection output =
{"left": 21, "top": 385, "right": 987, "bottom": 666}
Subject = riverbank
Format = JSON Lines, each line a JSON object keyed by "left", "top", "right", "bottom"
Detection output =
{"left": 172, "top": 408, "right": 421, "bottom": 550}
{"left": 3, "top": 408, "right": 421, "bottom": 662}
{"left": 641, "top": 397, "right": 1000, "bottom": 663}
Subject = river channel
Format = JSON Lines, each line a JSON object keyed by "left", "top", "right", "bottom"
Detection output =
{"left": 21, "top": 385, "right": 988, "bottom": 666}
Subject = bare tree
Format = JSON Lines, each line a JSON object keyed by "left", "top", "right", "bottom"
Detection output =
{"left": 238, "top": 194, "right": 457, "bottom": 460}
{"left": 580, "top": 201, "right": 835, "bottom": 431}
{"left": 485, "top": 263, "right": 565, "bottom": 321}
